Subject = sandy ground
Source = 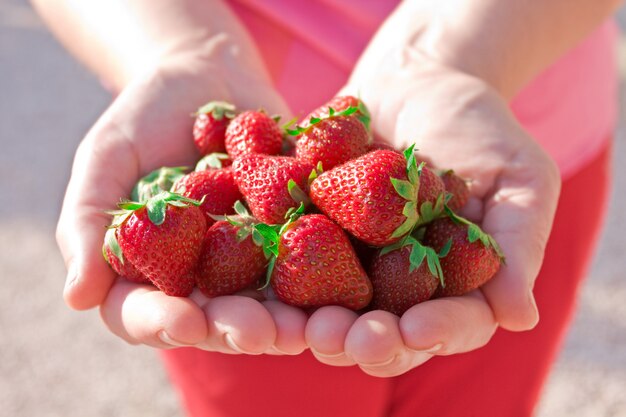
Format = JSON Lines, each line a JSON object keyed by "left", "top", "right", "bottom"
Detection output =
{"left": 0, "top": 1, "right": 625, "bottom": 416}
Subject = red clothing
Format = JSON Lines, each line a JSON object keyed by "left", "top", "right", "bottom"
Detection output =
{"left": 162, "top": 1, "right": 616, "bottom": 415}
{"left": 162, "top": 144, "right": 611, "bottom": 416}
{"left": 227, "top": 0, "right": 617, "bottom": 178}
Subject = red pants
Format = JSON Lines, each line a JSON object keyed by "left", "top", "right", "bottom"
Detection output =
{"left": 161, "top": 145, "right": 611, "bottom": 417}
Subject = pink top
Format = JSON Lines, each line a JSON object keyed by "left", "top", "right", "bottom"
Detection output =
{"left": 228, "top": 0, "right": 618, "bottom": 178}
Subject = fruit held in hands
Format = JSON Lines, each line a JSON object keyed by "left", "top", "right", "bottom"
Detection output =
{"left": 440, "top": 170, "right": 469, "bottom": 212}
{"left": 423, "top": 214, "right": 503, "bottom": 297}
{"left": 232, "top": 154, "right": 314, "bottom": 224}
{"left": 369, "top": 236, "right": 449, "bottom": 316}
{"left": 257, "top": 213, "right": 373, "bottom": 310}
{"left": 172, "top": 166, "right": 242, "bottom": 226}
{"left": 103, "top": 226, "right": 150, "bottom": 284}
{"left": 131, "top": 166, "right": 186, "bottom": 202}
{"left": 302, "top": 95, "right": 371, "bottom": 131}
{"left": 225, "top": 110, "right": 283, "bottom": 160}
{"left": 291, "top": 107, "right": 370, "bottom": 170}
{"left": 193, "top": 101, "right": 236, "bottom": 155}
{"left": 195, "top": 203, "right": 267, "bottom": 297}
{"left": 109, "top": 192, "right": 207, "bottom": 296}
{"left": 310, "top": 146, "right": 444, "bottom": 246}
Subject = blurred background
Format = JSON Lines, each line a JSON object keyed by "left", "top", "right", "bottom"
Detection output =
{"left": 0, "top": 0, "right": 625, "bottom": 416}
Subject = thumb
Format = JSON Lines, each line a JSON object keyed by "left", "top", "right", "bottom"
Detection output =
{"left": 57, "top": 123, "right": 139, "bottom": 310}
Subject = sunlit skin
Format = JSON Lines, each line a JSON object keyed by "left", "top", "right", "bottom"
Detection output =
{"left": 33, "top": 0, "right": 621, "bottom": 377}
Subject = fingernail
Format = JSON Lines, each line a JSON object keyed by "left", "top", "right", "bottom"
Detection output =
{"left": 65, "top": 263, "right": 79, "bottom": 289}
{"left": 223, "top": 333, "right": 254, "bottom": 354}
{"left": 157, "top": 330, "right": 188, "bottom": 347}
{"left": 268, "top": 345, "right": 297, "bottom": 355}
{"left": 527, "top": 290, "right": 540, "bottom": 326}
{"left": 360, "top": 355, "right": 398, "bottom": 368}
{"left": 311, "top": 349, "right": 346, "bottom": 360}
{"left": 409, "top": 343, "right": 443, "bottom": 354}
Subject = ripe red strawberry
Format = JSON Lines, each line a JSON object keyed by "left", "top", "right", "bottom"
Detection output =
{"left": 232, "top": 154, "right": 314, "bottom": 224}
{"left": 423, "top": 214, "right": 503, "bottom": 297}
{"left": 196, "top": 204, "right": 267, "bottom": 297}
{"left": 172, "top": 167, "right": 242, "bottom": 226}
{"left": 303, "top": 95, "right": 371, "bottom": 130}
{"left": 193, "top": 101, "right": 236, "bottom": 155}
{"left": 415, "top": 165, "right": 446, "bottom": 223}
{"left": 114, "top": 192, "right": 207, "bottom": 296}
{"left": 256, "top": 213, "right": 372, "bottom": 310}
{"left": 440, "top": 170, "right": 470, "bottom": 211}
{"left": 369, "top": 237, "right": 447, "bottom": 316}
{"left": 292, "top": 109, "right": 370, "bottom": 170}
{"left": 310, "top": 146, "right": 443, "bottom": 246}
{"left": 225, "top": 110, "right": 283, "bottom": 160}
{"left": 103, "top": 227, "right": 150, "bottom": 284}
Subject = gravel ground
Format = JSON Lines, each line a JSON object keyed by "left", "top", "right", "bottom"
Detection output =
{"left": 0, "top": 1, "right": 624, "bottom": 416}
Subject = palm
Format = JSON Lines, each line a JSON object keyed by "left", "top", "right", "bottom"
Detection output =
{"left": 58, "top": 67, "right": 308, "bottom": 354}
{"left": 305, "top": 63, "right": 560, "bottom": 376}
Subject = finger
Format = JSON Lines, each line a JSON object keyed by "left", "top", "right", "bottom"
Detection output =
{"left": 100, "top": 279, "right": 208, "bottom": 348}
{"left": 305, "top": 306, "right": 358, "bottom": 367}
{"left": 262, "top": 300, "right": 308, "bottom": 355}
{"left": 481, "top": 146, "right": 561, "bottom": 331}
{"left": 58, "top": 126, "right": 139, "bottom": 310}
{"left": 343, "top": 310, "right": 431, "bottom": 377}
{"left": 399, "top": 291, "right": 497, "bottom": 356}
{"left": 200, "top": 296, "right": 277, "bottom": 355}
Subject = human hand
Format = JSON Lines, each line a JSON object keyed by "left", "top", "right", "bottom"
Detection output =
{"left": 306, "top": 53, "right": 561, "bottom": 376}
{"left": 57, "top": 58, "right": 308, "bottom": 354}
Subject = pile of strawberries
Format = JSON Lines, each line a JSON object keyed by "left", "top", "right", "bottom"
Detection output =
{"left": 104, "top": 97, "right": 504, "bottom": 316}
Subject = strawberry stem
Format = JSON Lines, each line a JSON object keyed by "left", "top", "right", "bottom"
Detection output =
{"left": 195, "top": 101, "right": 236, "bottom": 119}
{"left": 285, "top": 106, "right": 359, "bottom": 137}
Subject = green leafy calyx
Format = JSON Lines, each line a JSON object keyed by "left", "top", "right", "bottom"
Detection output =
{"left": 131, "top": 166, "right": 187, "bottom": 203}
{"left": 285, "top": 106, "right": 359, "bottom": 136}
{"left": 380, "top": 235, "right": 447, "bottom": 287}
{"left": 390, "top": 144, "right": 422, "bottom": 240}
{"left": 195, "top": 153, "right": 230, "bottom": 171}
{"left": 195, "top": 101, "right": 236, "bottom": 120}
{"left": 117, "top": 191, "right": 202, "bottom": 226}
{"left": 254, "top": 203, "right": 306, "bottom": 288}
{"left": 444, "top": 206, "right": 505, "bottom": 261}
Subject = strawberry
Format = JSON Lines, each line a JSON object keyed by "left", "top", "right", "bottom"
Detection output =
{"left": 193, "top": 101, "right": 236, "bottom": 156}
{"left": 369, "top": 236, "right": 449, "bottom": 316}
{"left": 131, "top": 166, "right": 186, "bottom": 202}
{"left": 172, "top": 167, "right": 242, "bottom": 226}
{"left": 103, "top": 226, "right": 150, "bottom": 284}
{"left": 232, "top": 154, "right": 314, "bottom": 224}
{"left": 195, "top": 153, "right": 232, "bottom": 170}
{"left": 415, "top": 164, "right": 446, "bottom": 223}
{"left": 195, "top": 202, "right": 267, "bottom": 297}
{"left": 310, "top": 146, "right": 444, "bottom": 247}
{"left": 439, "top": 170, "right": 469, "bottom": 212}
{"left": 256, "top": 211, "right": 372, "bottom": 310}
{"left": 303, "top": 95, "right": 371, "bottom": 131}
{"left": 423, "top": 212, "right": 503, "bottom": 297}
{"left": 291, "top": 107, "right": 370, "bottom": 170}
{"left": 225, "top": 110, "right": 283, "bottom": 160}
{"left": 113, "top": 192, "right": 207, "bottom": 296}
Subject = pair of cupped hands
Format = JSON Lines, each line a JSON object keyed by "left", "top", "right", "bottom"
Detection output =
{"left": 57, "top": 50, "right": 560, "bottom": 377}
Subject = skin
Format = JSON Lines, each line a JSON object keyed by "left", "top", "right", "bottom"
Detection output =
{"left": 33, "top": 0, "right": 621, "bottom": 375}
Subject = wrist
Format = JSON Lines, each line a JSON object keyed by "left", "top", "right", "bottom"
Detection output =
{"left": 354, "top": 0, "right": 527, "bottom": 101}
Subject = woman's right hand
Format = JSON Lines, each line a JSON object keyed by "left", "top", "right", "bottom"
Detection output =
{"left": 57, "top": 56, "right": 308, "bottom": 355}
